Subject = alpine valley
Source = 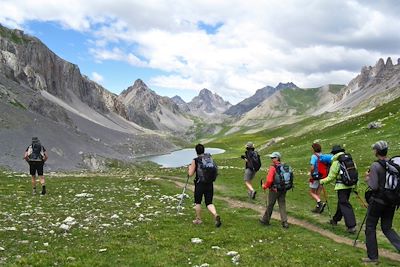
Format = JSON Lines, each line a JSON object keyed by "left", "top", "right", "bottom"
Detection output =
{"left": 1, "top": 24, "right": 400, "bottom": 171}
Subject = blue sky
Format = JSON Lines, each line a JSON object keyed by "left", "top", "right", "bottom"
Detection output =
{"left": 25, "top": 21, "right": 198, "bottom": 101}
{"left": 1, "top": 1, "right": 400, "bottom": 104}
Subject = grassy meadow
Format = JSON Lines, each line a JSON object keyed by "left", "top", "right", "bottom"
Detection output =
{"left": 1, "top": 97, "right": 400, "bottom": 266}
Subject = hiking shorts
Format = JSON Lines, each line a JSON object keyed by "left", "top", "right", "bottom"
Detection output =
{"left": 309, "top": 179, "right": 320, "bottom": 189}
{"left": 244, "top": 168, "right": 256, "bottom": 181}
{"left": 194, "top": 182, "right": 214, "bottom": 206}
{"left": 29, "top": 161, "right": 44, "bottom": 176}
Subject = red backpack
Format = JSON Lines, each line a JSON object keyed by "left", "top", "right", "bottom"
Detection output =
{"left": 312, "top": 154, "right": 330, "bottom": 180}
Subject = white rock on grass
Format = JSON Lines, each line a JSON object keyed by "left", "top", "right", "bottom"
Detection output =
{"left": 232, "top": 254, "right": 240, "bottom": 265}
{"left": 75, "top": 193, "right": 94, "bottom": 198}
{"left": 211, "top": 246, "right": 221, "bottom": 250}
{"left": 200, "top": 264, "right": 210, "bottom": 267}
{"left": 63, "top": 217, "right": 76, "bottom": 225}
{"left": 59, "top": 224, "right": 71, "bottom": 231}
{"left": 0, "top": 247, "right": 5, "bottom": 251}
{"left": 227, "top": 251, "right": 239, "bottom": 257}
{"left": 110, "top": 214, "right": 119, "bottom": 219}
{"left": 99, "top": 248, "right": 107, "bottom": 253}
{"left": 191, "top": 238, "right": 203, "bottom": 244}
{"left": 5, "top": 227, "right": 17, "bottom": 231}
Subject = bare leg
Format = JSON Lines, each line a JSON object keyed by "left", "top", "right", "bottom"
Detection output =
{"left": 309, "top": 188, "right": 321, "bottom": 202}
{"left": 245, "top": 181, "right": 254, "bottom": 192}
{"left": 39, "top": 175, "right": 45, "bottom": 186}
{"left": 194, "top": 204, "right": 202, "bottom": 220}
{"left": 31, "top": 176, "right": 36, "bottom": 189}
{"left": 207, "top": 204, "right": 218, "bottom": 218}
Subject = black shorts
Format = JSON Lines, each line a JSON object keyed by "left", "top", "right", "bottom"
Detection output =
{"left": 194, "top": 182, "right": 214, "bottom": 206}
{"left": 29, "top": 161, "right": 44, "bottom": 176}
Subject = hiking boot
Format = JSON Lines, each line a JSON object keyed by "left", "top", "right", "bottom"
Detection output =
{"left": 259, "top": 218, "right": 270, "bottom": 226}
{"left": 347, "top": 227, "right": 357, "bottom": 234}
{"left": 361, "top": 258, "right": 379, "bottom": 265}
{"left": 318, "top": 202, "right": 326, "bottom": 214}
{"left": 282, "top": 222, "right": 289, "bottom": 229}
{"left": 251, "top": 190, "right": 257, "bottom": 200}
{"left": 215, "top": 215, "right": 222, "bottom": 228}
{"left": 192, "top": 218, "right": 203, "bottom": 225}
{"left": 311, "top": 206, "right": 320, "bottom": 213}
{"left": 328, "top": 219, "right": 338, "bottom": 226}
{"left": 41, "top": 185, "right": 46, "bottom": 195}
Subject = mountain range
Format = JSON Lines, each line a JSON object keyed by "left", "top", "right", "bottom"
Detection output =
{"left": 1, "top": 24, "right": 400, "bottom": 170}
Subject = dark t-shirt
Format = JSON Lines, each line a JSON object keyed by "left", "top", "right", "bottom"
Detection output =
{"left": 367, "top": 161, "right": 386, "bottom": 190}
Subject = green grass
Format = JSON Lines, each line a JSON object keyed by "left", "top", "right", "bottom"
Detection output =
{"left": 280, "top": 88, "right": 320, "bottom": 115}
{"left": 193, "top": 94, "right": 400, "bottom": 252}
{"left": 328, "top": 84, "right": 345, "bottom": 94}
{"left": 9, "top": 99, "right": 27, "bottom": 110}
{"left": 0, "top": 26, "right": 29, "bottom": 45}
{"left": 1, "top": 171, "right": 398, "bottom": 266}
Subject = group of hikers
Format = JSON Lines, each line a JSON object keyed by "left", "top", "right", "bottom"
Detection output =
{"left": 187, "top": 141, "right": 400, "bottom": 264}
{"left": 24, "top": 136, "right": 400, "bottom": 264}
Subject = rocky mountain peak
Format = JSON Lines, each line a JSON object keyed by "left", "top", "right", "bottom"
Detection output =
{"left": 276, "top": 82, "right": 298, "bottom": 90}
{"left": 189, "top": 88, "right": 231, "bottom": 114}
{"left": 386, "top": 57, "right": 393, "bottom": 68}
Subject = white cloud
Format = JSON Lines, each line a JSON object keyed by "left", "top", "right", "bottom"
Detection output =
{"left": 1, "top": 0, "right": 400, "bottom": 102}
{"left": 91, "top": 72, "right": 104, "bottom": 83}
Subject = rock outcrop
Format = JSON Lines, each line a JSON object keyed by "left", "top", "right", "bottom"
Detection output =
{"left": 119, "top": 79, "right": 193, "bottom": 132}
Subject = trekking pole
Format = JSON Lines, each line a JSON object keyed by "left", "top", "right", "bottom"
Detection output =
{"left": 354, "top": 211, "right": 368, "bottom": 247}
{"left": 353, "top": 191, "right": 368, "bottom": 209}
{"left": 321, "top": 185, "right": 333, "bottom": 224}
{"left": 177, "top": 175, "right": 190, "bottom": 214}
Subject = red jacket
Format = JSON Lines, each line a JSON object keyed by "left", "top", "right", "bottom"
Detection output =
{"left": 263, "top": 162, "right": 279, "bottom": 191}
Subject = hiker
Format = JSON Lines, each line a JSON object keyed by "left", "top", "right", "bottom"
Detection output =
{"left": 260, "top": 152, "right": 293, "bottom": 228}
{"left": 320, "top": 145, "right": 357, "bottom": 233}
{"left": 188, "top": 144, "right": 222, "bottom": 227}
{"left": 309, "top": 143, "right": 330, "bottom": 213}
{"left": 363, "top": 141, "right": 400, "bottom": 264}
{"left": 23, "top": 137, "right": 48, "bottom": 195}
{"left": 241, "top": 142, "right": 261, "bottom": 200}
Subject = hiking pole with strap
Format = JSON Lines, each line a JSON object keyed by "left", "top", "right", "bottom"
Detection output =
{"left": 354, "top": 210, "right": 368, "bottom": 247}
{"left": 321, "top": 185, "right": 333, "bottom": 224}
{"left": 177, "top": 175, "right": 190, "bottom": 214}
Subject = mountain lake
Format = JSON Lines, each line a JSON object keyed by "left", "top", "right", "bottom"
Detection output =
{"left": 146, "top": 148, "right": 225, "bottom": 168}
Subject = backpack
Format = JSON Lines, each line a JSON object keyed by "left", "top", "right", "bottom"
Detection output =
{"left": 247, "top": 150, "right": 261, "bottom": 172}
{"left": 274, "top": 163, "right": 294, "bottom": 191}
{"left": 337, "top": 153, "right": 358, "bottom": 186}
{"left": 312, "top": 153, "right": 331, "bottom": 180}
{"left": 196, "top": 153, "right": 218, "bottom": 184}
{"left": 376, "top": 156, "right": 400, "bottom": 205}
{"left": 27, "top": 143, "right": 44, "bottom": 162}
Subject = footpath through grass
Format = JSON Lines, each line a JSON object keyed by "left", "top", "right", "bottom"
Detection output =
{"left": 1, "top": 169, "right": 399, "bottom": 267}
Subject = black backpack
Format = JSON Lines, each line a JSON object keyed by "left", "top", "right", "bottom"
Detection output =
{"left": 196, "top": 153, "right": 218, "bottom": 184}
{"left": 248, "top": 151, "right": 261, "bottom": 172}
{"left": 376, "top": 157, "right": 400, "bottom": 206}
{"left": 28, "top": 143, "right": 44, "bottom": 162}
{"left": 337, "top": 153, "right": 358, "bottom": 186}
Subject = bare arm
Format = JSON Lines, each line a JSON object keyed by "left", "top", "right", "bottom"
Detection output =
{"left": 188, "top": 160, "right": 196, "bottom": 177}
{"left": 43, "top": 151, "right": 48, "bottom": 162}
{"left": 23, "top": 151, "right": 29, "bottom": 161}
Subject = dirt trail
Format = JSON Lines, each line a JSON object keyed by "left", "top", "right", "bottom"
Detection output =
{"left": 159, "top": 176, "right": 400, "bottom": 262}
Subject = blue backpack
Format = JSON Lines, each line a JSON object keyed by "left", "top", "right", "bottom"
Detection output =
{"left": 274, "top": 164, "right": 294, "bottom": 191}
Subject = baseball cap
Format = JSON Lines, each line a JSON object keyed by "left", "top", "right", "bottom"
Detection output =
{"left": 269, "top": 152, "right": 281, "bottom": 159}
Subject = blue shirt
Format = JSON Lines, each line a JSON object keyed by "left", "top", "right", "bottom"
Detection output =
{"left": 310, "top": 153, "right": 333, "bottom": 174}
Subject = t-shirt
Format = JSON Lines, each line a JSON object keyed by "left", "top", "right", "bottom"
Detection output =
{"left": 367, "top": 161, "right": 386, "bottom": 191}
{"left": 310, "top": 154, "right": 319, "bottom": 168}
